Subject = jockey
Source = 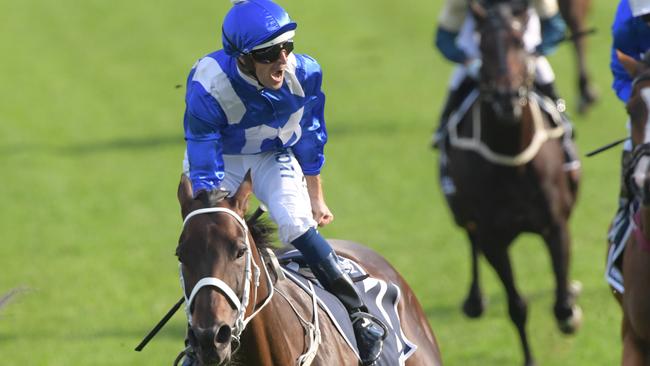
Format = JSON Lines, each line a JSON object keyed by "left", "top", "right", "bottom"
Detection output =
{"left": 431, "top": 0, "right": 579, "bottom": 177}
{"left": 609, "top": 0, "right": 650, "bottom": 230}
{"left": 181, "top": 0, "right": 386, "bottom": 364}
{"left": 611, "top": 0, "right": 650, "bottom": 103}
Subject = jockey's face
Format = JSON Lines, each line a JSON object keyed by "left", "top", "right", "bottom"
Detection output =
{"left": 251, "top": 48, "right": 289, "bottom": 90}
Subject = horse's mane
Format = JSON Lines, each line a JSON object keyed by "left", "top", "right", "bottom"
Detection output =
{"left": 245, "top": 214, "right": 277, "bottom": 250}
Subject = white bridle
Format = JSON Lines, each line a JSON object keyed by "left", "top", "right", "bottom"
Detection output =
{"left": 179, "top": 207, "right": 274, "bottom": 343}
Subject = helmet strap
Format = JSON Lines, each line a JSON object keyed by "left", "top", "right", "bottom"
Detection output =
{"left": 237, "top": 56, "right": 264, "bottom": 88}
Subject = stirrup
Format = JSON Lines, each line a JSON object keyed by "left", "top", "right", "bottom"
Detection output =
{"left": 351, "top": 311, "right": 389, "bottom": 365}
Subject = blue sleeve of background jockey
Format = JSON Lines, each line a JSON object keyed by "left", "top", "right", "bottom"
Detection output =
{"left": 537, "top": 13, "right": 566, "bottom": 56}
{"left": 184, "top": 69, "right": 228, "bottom": 194}
{"left": 611, "top": 3, "right": 636, "bottom": 103}
{"left": 292, "top": 56, "right": 327, "bottom": 175}
{"left": 435, "top": 27, "right": 467, "bottom": 64}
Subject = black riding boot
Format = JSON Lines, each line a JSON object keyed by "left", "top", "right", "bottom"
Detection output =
{"left": 609, "top": 150, "right": 633, "bottom": 248}
{"left": 432, "top": 78, "right": 477, "bottom": 149}
{"left": 617, "top": 150, "right": 632, "bottom": 213}
{"left": 536, "top": 81, "right": 580, "bottom": 175}
{"left": 310, "top": 252, "right": 388, "bottom": 365}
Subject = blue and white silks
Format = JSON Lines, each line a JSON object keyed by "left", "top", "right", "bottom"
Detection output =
{"left": 183, "top": 51, "right": 327, "bottom": 194}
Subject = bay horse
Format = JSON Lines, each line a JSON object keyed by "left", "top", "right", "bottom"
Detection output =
{"left": 612, "top": 50, "right": 650, "bottom": 366}
{"left": 439, "top": 1, "right": 581, "bottom": 365}
{"left": 175, "top": 174, "right": 442, "bottom": 366}
{"left": 558, "top": 0, "right": 597, "bottom": 114}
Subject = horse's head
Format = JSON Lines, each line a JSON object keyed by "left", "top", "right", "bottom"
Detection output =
{"left": 472, "top": 0, "right": 534, "bottom": 123}
{"left": 617, "top": 50, "right": 650, "bottom": 203}
{"left": 176, "top": 174, "right": 253, "bottom": 366}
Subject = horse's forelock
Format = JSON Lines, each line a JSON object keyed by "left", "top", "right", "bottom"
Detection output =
{"left": 195, "top": 189, "right": 230, "bottom": 208}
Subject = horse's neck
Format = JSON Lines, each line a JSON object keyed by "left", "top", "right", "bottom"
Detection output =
{"left": 238, "top": 300, "right": 288, "bottom": 365}
{"left": 235, "top": 247, "right": 299, "bottom": 366}
{"left": 238, "top": 282, "right": 308, "bottom": 366}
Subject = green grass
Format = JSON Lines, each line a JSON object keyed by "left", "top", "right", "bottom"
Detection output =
{"left": 0, "top": 0, "right": 626, "bottom": 364}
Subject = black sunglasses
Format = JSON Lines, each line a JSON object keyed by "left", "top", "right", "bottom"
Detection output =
{"left": 643, "top": 13, "right": 650, "bottom": 23}
{"left": 250, "top": 41, "right": 294, "bottom": 64}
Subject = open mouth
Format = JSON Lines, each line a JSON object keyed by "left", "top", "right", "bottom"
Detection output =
{"left": 270, "top": 69, "right": 284, "bottom": 83}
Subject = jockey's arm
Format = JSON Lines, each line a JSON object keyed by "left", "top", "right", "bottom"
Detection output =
{"left": 533, "top": 0, "right": 566, "bottom": 56}
{"left": 435, "top": 0, "right": 468, "bottom": 64}
{"left": 611, "top": 1, "right": 637, "bottom": 103}
{"left": 305, "top": 174, "right": 334, "bottom": 227}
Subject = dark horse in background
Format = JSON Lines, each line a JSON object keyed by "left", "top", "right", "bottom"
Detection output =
{"left": 612, "top": 50, "right": 650, "bottom": 366}
{"left": 439, "top": 1, "right": 581, "bottom": 365}
{"left": 175, "top": 174, "right": 442, "bottom": 366}
{"left": 558, "top": 0, "right": 597, "bottom": 114}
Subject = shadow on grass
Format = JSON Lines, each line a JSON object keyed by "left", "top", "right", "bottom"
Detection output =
{"left": 58, "top": 135, "right": 183, "bottom": 155}
{"left": 0, "top": 135, "right": 183, "bottom": 156}
{"left": 327, "top": 120, "right": 423, "bottom": 136}
{"left": 424, "top": 287, "right": 553, "bottom": 320}
{"left": 0, "top": 322, "right": 187, "bottom": 343}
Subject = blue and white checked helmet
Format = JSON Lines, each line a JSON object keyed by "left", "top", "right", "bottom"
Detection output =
{"left": 222, "top": 0, "right": 297, "bottom": 57}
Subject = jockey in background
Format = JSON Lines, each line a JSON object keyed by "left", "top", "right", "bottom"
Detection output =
{"left": 611, "top": 0, "right": 650, "bottom": 104}
{"left": 431, "top": 0, "right": 579, "bottom": 179}
{"left": 181, "top": 0, "right": 386, "bottom": 364}
{"left": 608, "top": 0, "right": 650, "bottom": 242}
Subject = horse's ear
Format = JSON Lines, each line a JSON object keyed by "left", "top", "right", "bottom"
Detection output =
{"left": 231, "top": 170, "right": 252, "bottom": 217}
{"left": 178, "top": 174, "right": 194, "bottom": 219}
{"left": 469, "top": 0, "right": 487, "bottom": 20}
{"left": 617, "top": 49, "right": 642, "bottom": 78}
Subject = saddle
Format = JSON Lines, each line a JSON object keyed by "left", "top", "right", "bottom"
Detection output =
{"left": 274, "top": 248, "right": 417, "bottom": 366}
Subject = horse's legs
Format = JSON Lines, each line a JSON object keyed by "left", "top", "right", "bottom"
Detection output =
{"left": 480, "top": 239, "right": 534, "bottom": 366}
{"left": 544, "top": 223, "right": 582, "bottom": 334}
{"left": 558, "top": 0, "right": 597, "bottom": 114}
{"left": 462, "top": 229, "right": 486, "bottom": 318}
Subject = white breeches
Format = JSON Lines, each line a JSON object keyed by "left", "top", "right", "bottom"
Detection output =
{"left": 183, "top": 149, "right": 316, "bottom": 243}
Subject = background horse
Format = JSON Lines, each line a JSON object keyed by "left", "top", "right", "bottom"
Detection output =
{"left": 558, "top": 0, "right": 598, "bottom": 114}
{"left": 175, "top": 174, "right": 442, "bottom": 366}
{"left": 613, "top": 50, "right": 650, "bottom": 366}
{"left": 440, "top": 2, "right": 581, "bottom": 365}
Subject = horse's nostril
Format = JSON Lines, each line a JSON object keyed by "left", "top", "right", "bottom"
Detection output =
{"left": 215, "top": 324, "right": 232, "bottom": 344}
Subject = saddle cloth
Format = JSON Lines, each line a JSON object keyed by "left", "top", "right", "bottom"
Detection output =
{"left": 606, "top": 200, "right": 639, "bottom": 293}
{"left": 277, "top": 249, "right": 417, "bottom": 366}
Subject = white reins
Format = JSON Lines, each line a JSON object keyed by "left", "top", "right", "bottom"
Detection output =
{"left": 179, "top": 207, "right": 275, "bottom": 343}
{"left": 448, "top": 91, "right": 565, "bottom": 166}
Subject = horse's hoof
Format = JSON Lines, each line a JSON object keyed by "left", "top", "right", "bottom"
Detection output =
{"left": 577, "top": 89, "right": 598, "bottom": 115}
{"left": 558, "top": 304, "right": 583, "bottom": 335}
{"left": 524, "top": 359, "right": 537, "bottom": 366}
{"left": 462, "top": 295, "right": 486, "bottom": 318}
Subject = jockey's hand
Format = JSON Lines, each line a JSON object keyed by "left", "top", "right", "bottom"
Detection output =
{"left": 465, "top": 58, "right": 482, "bottom": 80}
{"left": 311, "top": 198, "right": 334, "bottom": 227}
{"left": 305, "top": 174, "right": 334, "bottom": 227}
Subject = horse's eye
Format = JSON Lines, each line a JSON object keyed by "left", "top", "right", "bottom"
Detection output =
{"left": 236, "top": 246, "right": 247, "bottom": 259}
